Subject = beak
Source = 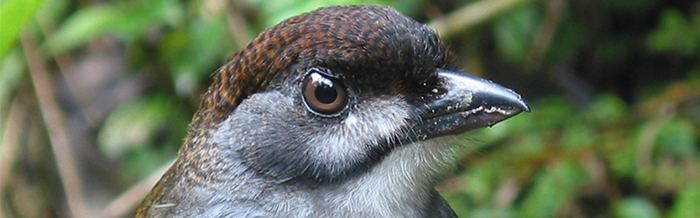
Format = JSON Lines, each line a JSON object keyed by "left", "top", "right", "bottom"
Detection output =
{"left": 410, "top": 69, "right": 530, "bottom": 140}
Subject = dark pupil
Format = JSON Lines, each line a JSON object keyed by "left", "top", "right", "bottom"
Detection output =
{"left": 315, "top": 79, "right": 337, "bottom": 104}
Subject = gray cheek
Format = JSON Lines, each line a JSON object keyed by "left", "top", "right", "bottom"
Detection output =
{"left": 214, "top": 90, "right": 414, "bottom": 182}
{"left": 215, "top": 91, "right": 312, "bottom": 180}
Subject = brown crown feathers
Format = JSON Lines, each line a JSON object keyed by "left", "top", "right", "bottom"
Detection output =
{"left": 196, "top": 6, "right": 454, "bottom": 128}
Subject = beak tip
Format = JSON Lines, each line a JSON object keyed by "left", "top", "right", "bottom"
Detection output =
{"left": 518, "top": 99, "right": 531, "bottom": 113}
{"left": 504, "top": 86, "right": 530, "bottom": 113}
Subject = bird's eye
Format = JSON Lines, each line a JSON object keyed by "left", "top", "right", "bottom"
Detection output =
{"left": 302, "top": 70, "right": 347, "bottom": 115}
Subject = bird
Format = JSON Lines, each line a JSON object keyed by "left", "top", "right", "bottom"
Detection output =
{"left": 137, "top": 5, "right": 529, "bottom": 218}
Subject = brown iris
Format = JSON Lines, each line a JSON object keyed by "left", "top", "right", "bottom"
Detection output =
{"left": 302, "top": 70, "right": 347, "bottom": 115}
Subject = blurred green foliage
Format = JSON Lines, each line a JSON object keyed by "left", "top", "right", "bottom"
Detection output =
{"left": 1, "top": 0, "right": 699, "bottom": 217}
{"left": 647, "top": 9, "right": 700, "bottom": 56}
{"left": 45, "top": 0, "right": 182, "bottom": 55}
{"left": 444, "top": 76, "right": 700, "bottom": 217}
{"left": 494, "top": 3, "right": 540, "bottom": 63}
{"left": 0, "top": 0, "right": 43, "bottom": 58}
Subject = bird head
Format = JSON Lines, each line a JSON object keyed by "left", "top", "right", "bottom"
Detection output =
{"left": 181, "top": 6, "right": 529, "bottom": 184}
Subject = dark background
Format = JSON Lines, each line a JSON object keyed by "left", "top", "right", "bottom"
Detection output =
{"left": 1, "top": 0, "right": 699, "bottom": 217}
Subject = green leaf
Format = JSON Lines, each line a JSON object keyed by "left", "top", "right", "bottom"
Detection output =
{"left": 253, "top": 0, "right": 421, "bottom": 28}
{"left": 614, "top": 197, "right": 660, "bottom": 218}
{"left": 647, "top": 9, "right": 700, "bottom": 56}
{"left": 46, "top": 0, "right": 182, "bottom": 55}
{"left": 520, "top": 161, "right": 588, "bottom": 217}
{"left": 98, "top": 95, "right": 173, "bottom": 158}
{"left": 464, "top": 162, "right": 503, "bottom": 204}
{"left": 531, "top": 97, "right": 573, "bottom": 130}
{"left": 473, "top": 109, "right": 534, "bottom": 145}
{"left": 0, "top": 0, "right": 44, "bottom": 58}
{"left": 654, "top": 118, "right": 696, "bottom": 158}
{"left": 120, "top": 145, "right": 175, "bottom": 183}
{"left": 670, "top": 184, "right": 700, "bottom": 218}
{"left": 110, "top": 0, "right": 182, "bottom": 41}
{"left": 606, "top": 137, "right": 636, "bottom": 178}
{"left": 161, "top": 15, "right": 232, "bottom": 96}
{"left": 584, "top": 94, "right": 627, "bottom": 125}
{"left": 44, "top": 5, "right": 120, "bottom": 54}
{"left": 560, "top": 121, "right": 595, "bottom": 149}
{"left": 444, "top": 193, "right": 472, "bottom": 217}
{"left": 493, "top": 3, "right": 539, "bottom": 63}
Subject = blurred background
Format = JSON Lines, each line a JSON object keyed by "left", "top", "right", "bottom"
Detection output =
{"left": 1, "top": 0, "right": 699, "bottom": 217}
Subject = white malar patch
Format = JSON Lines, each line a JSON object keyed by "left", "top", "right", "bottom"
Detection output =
{"left": 323, "top": 138, "right": 456, "bottom": 217}
{"left": 311, "top": 96, "right": 458, "bottom": 217}
{"left": 307, "top": 97, "right": 411, "bottom": 173}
